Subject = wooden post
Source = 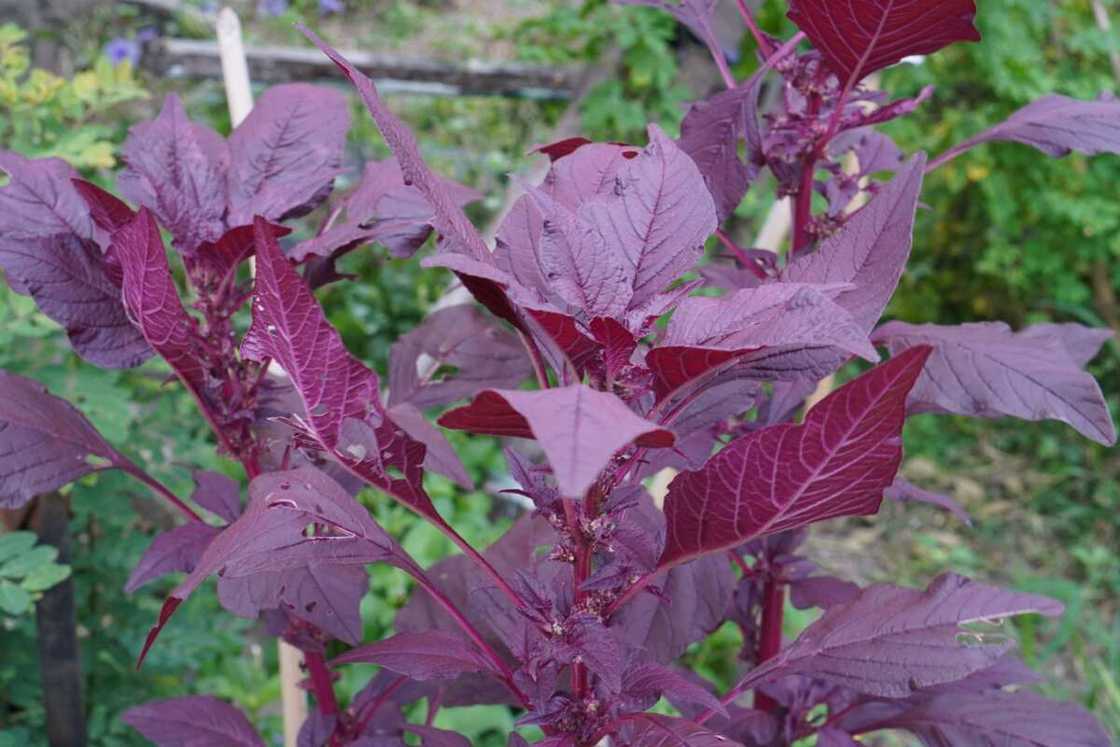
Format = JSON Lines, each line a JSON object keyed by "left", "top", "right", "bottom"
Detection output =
{"left": 32, "top": 494, "right": 86, "bottom": 747}
{"left": 215, "top": 8, "right": 306, "bottom": 746}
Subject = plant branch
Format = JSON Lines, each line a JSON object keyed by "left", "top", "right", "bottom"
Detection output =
{"left": 304, "top": 651, "right": 339, "bottom": 716}
{"left": 519, "top": 329, "right": 552, "bottom": 389}
{"left": 734, "top": 0, "right": 773, "bottom": 57}
{"left": 115, "top": 458, "right": 202, "bottom": 522}
{"left": 753, "top": 575, "right": 785, "bottom": 713}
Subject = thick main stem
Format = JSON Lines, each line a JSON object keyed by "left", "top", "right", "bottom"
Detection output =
{"left": 753, "top": 576, "right": 785, "bottom": 713}
{"left": 304, "top": 651, "right": 340, "bottom": 716}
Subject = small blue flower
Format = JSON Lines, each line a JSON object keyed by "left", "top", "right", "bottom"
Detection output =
{"left": 319, "top": 0, "right": 345, "bottom": 15}
{"left": 104, "top": 37, "right": 140, "bottom": 67}
{"left": 258, "top": 0, "right": 289, "bottom": 16}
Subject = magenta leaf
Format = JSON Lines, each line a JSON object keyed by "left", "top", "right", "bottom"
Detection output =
{"left": 872, "top": 321, "right": 1117, "bottom": 445}
{"left": 660, "top": 346, "right": 930, "bottom": 567}
{"left": 760, "top": 573, "right": 1063, "bottom": 697}
{"left": 122, "top": 695, "right": 264, "bottom": 746}
{"left": 1018, "top": 322, "right": 1114, "bottom": 367}
{"left": 619, "top": 714, "right": 739, "bottom": 746}
{"left": 242, "top": 217, "right": 382, "bottom": 447}
{"left": 583, "top": 125, "right": 718, "bottom": 307}
{"left": 943, "top": 94, "right": 1120, "bottom": 163}
{"left": 113, "top": 209, "right": 215, "bottom": 410}
{"left": 190, "top": 470, "right": 242, "bottom": 522}
{"left": 0, "top": 371, "right": 124, "bottom": 509}
{"left": 387, "top": 305, "right": 532, "bottom": 410}
{"left": 439, "top": 385, "right": 674, "bottom": 498}
{"left": 117, "top": 94, "right": 228, "bottom": 253}
{"left": 623, "top": 663, "right": 726, "bottom": 718}
{"left": 332, "top": 630, "right": 497, "bottom": 680}
{"left": 194, "top": 222, "right": 291, "bottom": 292}
{"left": 0, "top": 233, "right": 150, "bottom": 368}
{"left": 787, "top": 0, "right": 981, "bottom": 82}
{"left": 124, "top": 522, "right": 221, "bottom": 593}
{"left": 227, "top": 83, "right": 349, "bottom": 226}
{"left": 783, "top": 154, "right": 926, "bottom": 332}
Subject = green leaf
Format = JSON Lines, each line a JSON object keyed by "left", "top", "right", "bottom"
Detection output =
{"left": 21, "top": 563, "right": 70, "bottom": 592}
{"left": 0, "top": 581, "right": 31, "bottom": 615}
{"left": 0, "top": 545, "right": 58, "bottom": 578}
{"left": 0, "top": 532, "right": 36, "bottom": 565}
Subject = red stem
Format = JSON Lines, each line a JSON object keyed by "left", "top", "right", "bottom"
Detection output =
{"left": 518, "top": 329, "right": 552, "bottom": 389}
{"left": 116, "top": 459, "right": 203, "bottom": 522}
{"left": 715, "top": 228, "right": 768, "bottom": 280}
{"left": 734, "top": 0, "right": 773, "bottom": 57}
{"left": 305, "top": 651, "right": 340, "bottom": 716}
{"left": 753, "top": 576, "right": 785, "bottom": 713}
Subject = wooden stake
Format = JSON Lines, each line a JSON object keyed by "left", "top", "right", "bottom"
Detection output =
{"left": 215, "top": 8, "right": 306, "bottom": 746}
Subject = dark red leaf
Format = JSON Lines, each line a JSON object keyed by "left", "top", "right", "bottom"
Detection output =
{"left": 71, "top": 178, "right": 135, "bottom": 233}
{"left": 787, "top": 0, "right": 981, "bottom": 82}
{"left": 660, "top": 346, "right": 930, "bottom": 567}
{"left": 331, "top": 630, "right": 496, "bottom": 680}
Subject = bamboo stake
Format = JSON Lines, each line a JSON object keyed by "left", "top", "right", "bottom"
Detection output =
{"left": 215, "top": 8, "right": 307, "bottom": 746}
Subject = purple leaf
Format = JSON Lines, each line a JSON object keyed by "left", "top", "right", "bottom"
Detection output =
{"left": 139, "top": 467, "right": 404, "bottom": 661}
{"left": 194, "top": 222, "right": 292, "bottom": 291}
{"left": 122, "top": 695, "right": 264, "bottom": 746}
{"left": 678, "top": 80, "right": 763, "bottom": 222}
{"left": 787, "top": 0, "right": 981, "bottom": 82}
{"left": 788, "top": 576, "right": 860, "bottom": 610}
{"left": 405, "top": 725, "right": 472, "bottom": 747}
{"left": 618, "top": 1, "right": 729, "bottom": 82}
{"left": 783, "top": 155, "right": 926, "bottom": 332}
{"left": 650, "top": 284, "right": 878, "bottom": 400}
{"left": 0, "top": 233, "right": 151, "bottom": 368}
{"left": 219, "top": 565, "right": 367, "bottom": 644}
{"left": 885, "top": 476, "right": 971, "bottom": 525}
{"left": 619, "top": 714, "right": 740, "bottom": 746}
{"left": 0, "top": 371, "right": 123, "bottom": 509}
{"left": 124, "top": 522, "right": 221, "bottom": 593}
{"left": 872, "top": 321, "right": 1117, "bottom": 445}
{"left": 388, "top": 402, "right": 472, "bottom": 489}
{"left": 612, "top": 554, "right": 735, "bottom": 663}
{"left": 191, "top": 470, "right": 242, "bottom": 522}
{"left": 0, "top": 152, "right": 95, "bottom": 241}
{"left": 439, "top": 385, "right": 675, "bottom": 498}
{"left": 623, "top": 663, "right": 726, "bottom": 717}
{"left": 117, "top": 94, "right": 229, "bottom": 253}
{"left": 1018, "top": 322, "right": 1113, "bottom": 367}
{"left": 815, "top": 728, "right": 859, "bottom": 747}
{"left": 946, "top": 94, "right": 1120, "bottom": 161}
{"left": 227, "top": 83, "right": 350, "bottom": 225}
{"left": 853, "top": 689, "right": 1111, "bottom": 746}
{"left": 299, "top": 27, "right": 490, "bottom": 262}
{"left": 660, "top": 346, "right": 930, "bottom": 567}
{"left": 762, "top": 573, "right": 1063, "bottom": 697}
{"left": 291, "top": 159, "right": 480, "bottom": 261}
{"left": 582, "top": 125, "right": 717, "bottom": 307}
{"left": 527, "top": 186, "right": 632, "bottom": 318}
{"left": 113, "top": 209, "right": 216, "bottom": 410}
{"left": 332, "top": 630, "right": 496, "bottom": 680}
{"left": 387, "top": 305, "right": 532, "bottom": 410}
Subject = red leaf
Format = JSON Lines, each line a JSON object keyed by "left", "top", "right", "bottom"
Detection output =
{"left": 331, "top": 630, "right": 496, "bottom": 680}
{"left": 787, "top": 0, "right": 981, "bottom": 82}
{"left": 71, "top": 178, "right": 134, "bottom": 233}
{"left": 660, "top": 345, "right": 931, "bottom": 567}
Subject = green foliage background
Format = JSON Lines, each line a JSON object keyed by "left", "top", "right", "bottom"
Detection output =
{"left": 0, "top": 0, "right": 1118, "bottom": 743}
